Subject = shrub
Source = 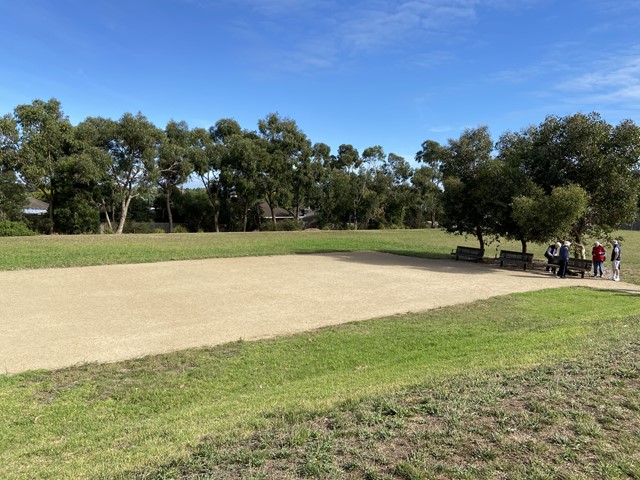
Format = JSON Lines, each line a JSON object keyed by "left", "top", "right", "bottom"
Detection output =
{"left": 260, "top": 219, "right": 304, "bottom": 232}
{"left": 172, "top": 225, "right": 188, "bottom": 233}
{"left": 0, "top": 221, "right": 37, "bottom": 237}
{"left": 23, "top": 215, "right": 52, "bottom": 234}
{"left": 260, "top": 221, "right": 277, "bottom": 232}
{"left": 123, "top": 222, "right": 155, "bottom": 234}
{"left": 276, "top": 219, "right": 304, "bottom": 231}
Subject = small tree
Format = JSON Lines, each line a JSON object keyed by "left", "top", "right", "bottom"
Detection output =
{"left": 410, "top": 165, "right": 442, "bottom": 228}
{"left": 518, "top": 113, "right": 640, "bottom": 244}
{"left": 158, "top": 120, "right": 193, "bottom": 232}
{"left": 419, "top": 126, "right": 498, "bottom": 249}
{"left": 0, "top": 114, "right": 26, "bottom": 222}
{"left": 13, "top": 98, "right": 74, "bottom": 233}
{"left": 512, "top": 184, "right": 588, "bottom": 251}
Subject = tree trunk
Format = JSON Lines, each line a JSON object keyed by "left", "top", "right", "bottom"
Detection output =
{"left": 521, "top": 238, "right": 527, "bottom": 254}
{"left": 266, "top": 193, "right": 277, "bottom": 226}
{"left": 166, "top": 191, "right": 173, "bottom": 233}
{"left": 115, "top": 196, "right": 132, "bottom": 234}
{"left": 430, "top": 208, "right": 436, "bottom": 228}
{"left": 475, "top": 226, "right": 485, "bottom": 251}
{"left": 202, "top": 181, "right": 220, "bottom": 232}
{"left": 42, "top": 188, "right": 54, "bottom": 234}
{"left": 102, "top": 203, "right": 113, "bottom": 232}
{"left": 353, "top": 202, "right": 358, "bottom": 231}
{"left": 243, "top": 203, "right": 249, "bottom": 232}
{"left": 47, "top": 197, "right": 54, "bottom": 234}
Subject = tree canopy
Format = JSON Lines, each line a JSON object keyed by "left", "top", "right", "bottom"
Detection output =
{"left": 1, "top": 98, "right": 638, "bottom": 242}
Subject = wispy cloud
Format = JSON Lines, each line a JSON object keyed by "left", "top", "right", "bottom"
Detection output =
{"left": 194, "top": 0, "right": 543, "bottom": 74}
{"left": 490, "top": 62, "right": 567, "bottom": 85}
{"left": 556, "top": 51, "right": 640, "bottom": 105}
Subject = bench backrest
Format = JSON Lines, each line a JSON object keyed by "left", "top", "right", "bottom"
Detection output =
{"left": 568, "top": 258, "right": 592, "bottom": 268}
{"left": 456, "top": 246, "right": 483, "bottom": 255}
{"left": 499, "top": 250, "right": 533, "bottom": 262}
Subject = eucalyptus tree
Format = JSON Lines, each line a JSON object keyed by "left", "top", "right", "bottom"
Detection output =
{"left": 52, "top": 150, "right": 107, "bottom": 233}
{"left": 408, "top": 165, "right": 441, "bottom": 228}
{"left": 333, "top": 143, "right": 361, "bottom": 172}
{"left": 0, "top": 114, "right": 26, "bottom": 221}
{"left": 158, "top": 120, "right": 194, "bottom": 232}
{"left": 288, "top": 140, "right": 313, "bottom": 222}
{"left": 358, "top": 146, "right": 399, "bottom": 228}
{"left": 319, "top": 144, "right": 363, "bottom": 228}
{"left": 257, "top": 113, "right": 312, "bottom": 225}
{"left": 226, "top": 130, "right": 268, "bottom": 231}
{"left": 508, "top": 113, "right": 640, "bottom": 245}
{"left": 417, "top": 126, "right": 499, "bottom": 250}
{"left": 414, "top": 140, "right": 445, "bottom": 228}
{"left": 191, "top": 118, "right": 244, "bottom": 232}
{"left": 307, "top": 142, "right": 332, "bottom": 225}
{"left": 75, "top": 117, "right": 118, "bottom": 231}
{"left": 374, "top": 152, "right": 413, "bottom": 227}
{"left": 511, "top": 184, "right": 588, "bottom": 249}
{"left": 190, "top": 126, "right": 219, "bottom": 231}
{"left": 13, "top": 98, "right": 74, "bottom": 232}
{"left": 76, "top": 113, "right": 161, "bottom": 233}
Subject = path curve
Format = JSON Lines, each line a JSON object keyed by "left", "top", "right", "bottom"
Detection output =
{"left": 1, "top": 252, "right": 638, "bottom": 374}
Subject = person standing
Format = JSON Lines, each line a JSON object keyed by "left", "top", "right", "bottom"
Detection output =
{"left": 611, "top": 240, "right": 622, "bottom": 281}
{"left": 558, "top": 241, "right": 571, "bottom": 279}
{"left": 591, "top": 242, "right": 606, "bottom": 277}
{"left": 544, "top": 242, "right": 561, "bottom": 273}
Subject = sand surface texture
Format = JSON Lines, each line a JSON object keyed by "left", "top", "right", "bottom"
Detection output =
{"left": 2, "top": 252, "right": 638, "bottom": 374}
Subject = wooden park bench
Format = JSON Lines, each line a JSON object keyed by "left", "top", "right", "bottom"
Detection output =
{"left": 499, "top": 250, "right": 534, "bottom": 270}
{"left": 451, "top": 246, "right": 484, "bottom": 262}
{"left": 567, "top": 258, "right": 593, "bottom": 278}
{"left": 547, "top": 257, "right": 593, "bottom": 278}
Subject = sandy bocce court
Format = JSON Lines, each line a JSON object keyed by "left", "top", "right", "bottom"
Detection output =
{"left": 1, "top": 252, "right": 637, "bottom": 374}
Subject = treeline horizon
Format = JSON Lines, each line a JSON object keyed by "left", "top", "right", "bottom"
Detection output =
{"left": 1, "top": 98, "right": 639, "bottom": 249}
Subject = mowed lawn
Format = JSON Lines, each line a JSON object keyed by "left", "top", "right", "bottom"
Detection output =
{"left": 1, "top": 229, "right": 639, "bottom": 284}
{"left": 0, "top": 229, "right": 639, "bottom": 479}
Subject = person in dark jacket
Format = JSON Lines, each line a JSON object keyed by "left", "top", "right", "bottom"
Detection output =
{"left": 557, "top": 241, "right": 571, "bottom": 278}
{"left": 611, "top": 240, "right": 621, "bottom": 281}
{"left": 544, "top": 242, "right": 561, "bottom": 273}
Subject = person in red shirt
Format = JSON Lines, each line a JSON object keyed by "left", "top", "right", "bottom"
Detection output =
{"left": 591, "top": 241, "right": 606, "bottom": 277}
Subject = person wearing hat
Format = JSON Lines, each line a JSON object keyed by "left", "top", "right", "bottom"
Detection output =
{"left": 611, "top": 240, "right": 622, "bottom": 281}
{"left": 591, "top": 241, "right": 606, "bottom": 277}
{"left": 557, "top": 241, "right": 571, "bottom": 278}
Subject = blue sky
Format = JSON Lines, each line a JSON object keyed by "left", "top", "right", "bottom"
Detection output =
{"left": 2, "top": 0, "right": 640, "bottom": 164}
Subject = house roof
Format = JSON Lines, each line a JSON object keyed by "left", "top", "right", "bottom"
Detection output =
{"left": 260, "top": 202, "right": 294, "bottom": 219}
{"left": 27, "top": 197, "right": 49, "bottom": 210}
{"left": 23, "top": 197, "right": 49, "bottom": 215}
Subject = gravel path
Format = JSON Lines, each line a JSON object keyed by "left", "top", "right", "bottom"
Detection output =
{"left": 1, "top": 252, "right": 638, "bottom": 374}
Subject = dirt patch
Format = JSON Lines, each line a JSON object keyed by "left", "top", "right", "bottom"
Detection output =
{"left": 1, "top": 252, "right": 637, "bottom": 374}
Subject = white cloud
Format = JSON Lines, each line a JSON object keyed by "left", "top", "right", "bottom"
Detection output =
{"left": 184, "top": 0, "right": 548, "bottom": 75}
{"left": 557, "top": 53, "right": 640, "bottom": 105}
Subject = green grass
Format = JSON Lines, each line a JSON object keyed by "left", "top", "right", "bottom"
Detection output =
{"left": 1, "top": 229, "right": 639, "bottom": 284}
{"left": 1, "top": 288, "right": 638, "bottom": 479}
{"left": 1, "top": 229, "right": 639, "bottom": 478}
